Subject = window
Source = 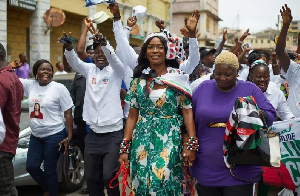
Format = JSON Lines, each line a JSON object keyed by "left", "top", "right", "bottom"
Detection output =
{"left": 261, "top": 40, "right": 263, "bottom": 44}
{"left": 255, "top": 40, "right": 258, "bottom": 43}
{"left": 287, "top": 37, "right": 290, "bottom": 41}
{"left": 251, "top": 39, "right": 253, "bottom": 43}
{"left": 206, "top": 17, "right": 210, "bottom": 31}
{"left": 213, "top": 21, "right": 217, "bottom": 34}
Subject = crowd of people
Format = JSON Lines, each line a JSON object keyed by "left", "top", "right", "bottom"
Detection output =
{"left": 0, "top": 2, "right": 300, "bottom": 196}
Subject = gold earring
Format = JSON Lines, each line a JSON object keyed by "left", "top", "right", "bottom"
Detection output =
{"left": 35, "top": 75, "right": 37, "bottom": 80}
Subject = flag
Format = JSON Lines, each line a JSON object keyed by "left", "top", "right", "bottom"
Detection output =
{"left": 270, "top": 118, "right": 300, "bottom": 190}
{"left": 84, "top": 0, "right": 115, "bottom": 7}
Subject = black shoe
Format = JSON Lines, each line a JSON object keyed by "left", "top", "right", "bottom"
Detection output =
{"left": 81, "top": 188, "right": 88, "bottom": 195}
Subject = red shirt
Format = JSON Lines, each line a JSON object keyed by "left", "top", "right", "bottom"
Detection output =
{"left": 0, "top": 66, "right": 24, "bottom": 154}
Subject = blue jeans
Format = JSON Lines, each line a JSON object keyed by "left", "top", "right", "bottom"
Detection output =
{"left": 26, "top": 129, "right": 67, "bottom": 196}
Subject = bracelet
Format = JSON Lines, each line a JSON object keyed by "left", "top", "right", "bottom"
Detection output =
{"left": 183, "top": 137, "right": 199, "bottom": 151}
{"left": 119, "top": 138, "right": 131, "bottom": 154}
{"left": 238, "top": 40, "right": 244, "bottom": 44}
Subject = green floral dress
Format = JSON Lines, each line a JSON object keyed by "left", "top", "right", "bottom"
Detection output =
{"left": 125, "top": 77, "right": 192, "bottom": 196}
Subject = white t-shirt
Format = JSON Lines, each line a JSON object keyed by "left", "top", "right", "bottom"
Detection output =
{"left": 0, "top": 108, "right": 5, "bottom": 145}
{"left": 20, "top": 80, "right": 73, "bottom": 138}
{"left": 238, "top": 64, "right": 249, "bottom": 81}
{"left": 191, "top": 73, "right": 212, "bottom": 93}
{"left": 54, "top": 70, "right": 68, "bottom": 75}
{"left": 286, "top": 61, "right": 300, "bottom": 117}
{"left": 264, "top": 81, "right": 294, "bottom": 120}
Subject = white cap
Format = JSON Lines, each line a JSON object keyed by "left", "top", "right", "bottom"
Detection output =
{"left": 90, "top": 11, "right": 110, "bottom": 24}
{"left": 132, "top": 5, "right": 147, "bottom": 20}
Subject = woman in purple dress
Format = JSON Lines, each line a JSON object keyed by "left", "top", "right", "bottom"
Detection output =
{"left": 192, "top": 52, "right": 276, "bottom": 196}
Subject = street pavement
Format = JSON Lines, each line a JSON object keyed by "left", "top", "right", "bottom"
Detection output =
{"left": 17, "top": 179, "right": 132, "bottom": 196}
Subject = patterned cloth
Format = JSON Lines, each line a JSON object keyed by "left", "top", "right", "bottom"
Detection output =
{"left": 125, "top": 68, "right": 192, "bottom": 195}
{"left": 223, "top": 96, "right": 264, "bottom": 168}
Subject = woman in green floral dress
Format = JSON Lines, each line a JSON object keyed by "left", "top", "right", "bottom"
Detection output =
{"left": 118, "top": 29, "right": 198, "bottom": 195}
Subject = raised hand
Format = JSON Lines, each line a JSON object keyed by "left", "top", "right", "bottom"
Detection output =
{"left": 280, "top": 4, "right": 293, "bottom": 25}
{"left": 223, "top": 30, "right": 228, "bottom": 41}
{"left": 180, "top": 27, "right": 189, "bottom": 38}
{"left": 91, "top": 29, "right": 107, "bottom": 46}
{"left": 8, "top": 59, "right": 22, "bottom": 69}
{"left": 185, "top": 10, "right": 200, "bottom": 32}
{"left": 155, "top": 20, "right": 166, "bottom": 30}
{"left": 127, "top": 16, "right": 137, "bottom": 27}
{"left": 107, "top": 3, "right": 120, "bottom": 18}
{"left": 84, "top": 18, "right": 96, "bottom": 35}
{"left": 240, "top": 29, "right": 251, "bottom": 42}
{"left": 57, "top": 31, "right": 74, "bottom": 51}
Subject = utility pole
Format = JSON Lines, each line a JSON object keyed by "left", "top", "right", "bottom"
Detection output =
{"left": 169, "top": 0, "right": 177, "bottom": 33}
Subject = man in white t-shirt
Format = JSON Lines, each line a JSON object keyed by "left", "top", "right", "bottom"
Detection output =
{"left": 64, "top": 31, "right": 125, "bottom": 196}
{"left": 54, "top": 62, "right": 67, "bottom": 75}
{"left": 276, "top": 5, "right": 300, "bottom": 117}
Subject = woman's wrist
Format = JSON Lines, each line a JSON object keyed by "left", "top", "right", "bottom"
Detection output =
{"left": 119, "top": 138, "right": 131, "bottom": 154}
{"left": 183, "top": 137, "right": 199, "bottom": 151}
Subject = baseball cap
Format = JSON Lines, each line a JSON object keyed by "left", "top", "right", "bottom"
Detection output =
{"left": 200, "top": 48, "right": 216, "bottom": 60}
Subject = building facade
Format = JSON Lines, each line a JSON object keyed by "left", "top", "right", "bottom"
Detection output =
{"left": 2, "top": 0, "right": 171, "bottom": 72}
{"left": 244, "top": 29, "right": 296, "bottom": 51}
{"left": 172, "top": 0, "right": 221, "bottom": 47}
{"left": 281, "top": 20, "right": 300, "bottom": 34}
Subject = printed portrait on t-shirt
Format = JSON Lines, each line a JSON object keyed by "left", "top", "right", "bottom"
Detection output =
{"left": 30, "top": 103, "right": 44, "bottom": 119}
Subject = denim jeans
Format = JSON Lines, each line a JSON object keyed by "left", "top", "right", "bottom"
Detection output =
{"left": 26, "top": 129, "right": 67, "bottom": 196}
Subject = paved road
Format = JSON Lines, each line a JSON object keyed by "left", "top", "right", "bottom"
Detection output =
{"left": 16, "top": 180, "right": 132, "bottom": 196}
{"left": 17, "top": 184, "right": 84, "bottom": 196}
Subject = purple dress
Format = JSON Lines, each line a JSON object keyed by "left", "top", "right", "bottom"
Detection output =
{"left": 15, "top": 63, "right": 30, "bottom": 79}
{"left": 191, "top": 80, "right": 276, "bottom": 187}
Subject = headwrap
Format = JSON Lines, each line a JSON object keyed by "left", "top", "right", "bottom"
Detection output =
{"left": 247, "top": 50, "right": 261, "bottom": 65}
{"left": 250, "top": 59, "right": 268, "bottom": 69}
{"left": 141, "top": 67, "right": 192, "bottom": 99}
{"left": 143, "top": 29, "right": 185, "bottom": 61}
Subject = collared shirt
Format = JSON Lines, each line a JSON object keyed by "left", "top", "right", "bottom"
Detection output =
{"left": 15, "top": 62, "right": 30, "bottom": 79}
{"left": 264, "top": 81, "right": 294, "bottom": 120}
{"left": 286, "top": 60, "right": 300, "bottom": 117}
{"left": 64, "top": 43, "right": 126, "bottom": 133}
{"left": 0, "top": 66, "right": 24, "bottom": 154}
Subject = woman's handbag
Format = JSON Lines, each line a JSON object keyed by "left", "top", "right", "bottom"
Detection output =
{"left": 223, "top": 96, "right": 281, "bottom": 170}
{"left": 109, "top": 162, "right": 132, "bottom": 196}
